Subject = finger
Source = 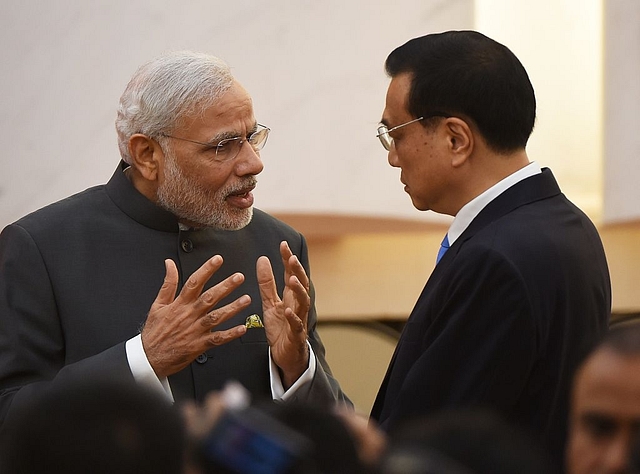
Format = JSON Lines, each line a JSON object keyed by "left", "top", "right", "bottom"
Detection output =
{"left": 256, "top": 255, "right": 280, "bottom": 307}
{"left": 177, "top": 255, "right": 224, "bottom": 303}
{"left": 286, "top": 254, "right": 310, "bottom": 291}
{"left": 280, "top": 240, "right": 294, "bottom": 280}
{"left": 206, "top": 325, "right": 247, "bottom": 347}
{"left": 196, "top": 272, "right": 245, "bottom": 313}
{"left": 153, "top": 259, "right": 179, "bottom": 307}
{"left": 284, "top": 307, "right": 306, "bottom": 335}
{"left": 201, "top": 294, "right": 251, "bottom": 329}
{"left": 288, "top": 275, "right": 310, "bottom": 321}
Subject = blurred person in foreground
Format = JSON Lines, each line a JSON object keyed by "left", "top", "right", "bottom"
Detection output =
{"left": 567, "top": 324, "right": 640, "bottom": 474}
{"left": 378, "top": 408, "right": 555, "bottom": 474}
{"left": 182, "top": 382, "right": 378, "bottom": 474}
{"left": 370, "top": 30, "right": 611, "bottom": 470}
{"left": 0, "top": 50, "right": 348, "bottom": 430}
{"left": 0, "top": 376, "right": 185, "bottom": 474}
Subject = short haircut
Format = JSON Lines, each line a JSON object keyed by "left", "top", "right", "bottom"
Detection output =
{"left": 115, "top": 50, "right": 234, "bottom": 164}
{"left": 385, "top": 30, "right": 536, "bottom": 154}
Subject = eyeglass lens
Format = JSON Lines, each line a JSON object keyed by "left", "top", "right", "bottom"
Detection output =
{"left": 377, "top": 125, "right": 392, "bottom": 151}
{"left": 216, "top": 125, "right": 270, "bottom": 161}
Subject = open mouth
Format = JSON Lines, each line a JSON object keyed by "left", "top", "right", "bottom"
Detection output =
{"left": 225, "top": 183, "right": 256, "bottom": 208}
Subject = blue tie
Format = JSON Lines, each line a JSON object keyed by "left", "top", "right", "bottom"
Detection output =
{"left": 436, "top": 234, "right": 450, "bottom": 264}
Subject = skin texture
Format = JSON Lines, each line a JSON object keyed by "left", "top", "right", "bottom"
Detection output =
{"left": 126, "top": 81, "right": 310, "bottom": 387}
{"left": 380, "top": 72, "right": 530, "bottom": 217}
{"left": 566, "top": 349, "right": 640, "bottom": 474}
{"left": 130, "top": 80, "right": 264, "bottom": 230}
{"left": 382, "top": 73, "right": 453, "bottom": 214}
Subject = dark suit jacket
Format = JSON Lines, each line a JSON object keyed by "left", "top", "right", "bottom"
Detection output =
{"left": 0, "top": 162, "right": 347, "bottom": 426}
{"left": 371, "top": 168, "right": 611, "bottom": 465}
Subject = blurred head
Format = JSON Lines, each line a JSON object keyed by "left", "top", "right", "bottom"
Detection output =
{"left": 116, "top": 51, "right": 265, "bottom": 229}
{"left": 189, "top": 399, "right": 368, "bottom": 474}
{"left": 379, "top": 31, "right": 535, "bottom": 214}
{"left": 0, "top": 377, "right": 186, "bottom": 474}
{"left": 567, "top": 325, "right": 640, "bottom": 474}
{"left": 379, "top": 408, "right": 554, "bottom": 474}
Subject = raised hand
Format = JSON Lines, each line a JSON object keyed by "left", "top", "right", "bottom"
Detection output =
{"left": 256, "top": 241, "right": 311, "bottom": 388}
{"left": 141, "top": 256, "right": 250, "bottom": 379}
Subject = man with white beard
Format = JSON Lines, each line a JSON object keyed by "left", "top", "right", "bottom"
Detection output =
{"left": 0, "top": 51, "right": 348, "bottom": 428}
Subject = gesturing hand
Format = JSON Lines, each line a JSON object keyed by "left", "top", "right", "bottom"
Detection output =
{"left": 141, "top": 255, "right": 250, "bottom": 379}
{"left": 257, "top": 241, "right": 311, "bottom": 388}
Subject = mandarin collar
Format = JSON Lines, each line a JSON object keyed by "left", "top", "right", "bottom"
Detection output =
{"left": 105, "top": 161, "right": 180, "bottom": 233}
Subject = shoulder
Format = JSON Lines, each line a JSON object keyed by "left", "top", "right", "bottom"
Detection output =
{"left": 6, "top": 185, "right": 108, "bottom": 236}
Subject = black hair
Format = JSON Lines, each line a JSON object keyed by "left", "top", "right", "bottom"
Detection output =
{"left": 599, "top": 323, "right": 640, "bottom": 356}
{"left": 380, "top": 407, "right": 556, "bottom": 474}
{"left": 0, "top": 376, "right": 186, "bottom": 474}
{"left": 385, "top": 30, "right": 536, "bottom": 154}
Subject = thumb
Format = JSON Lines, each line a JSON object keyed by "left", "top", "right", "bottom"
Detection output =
{"left": 153, "top": 259, "right": 179, "bottom": 307}
{"left": 256, "top": 255, "right": 279, "bottom": 307}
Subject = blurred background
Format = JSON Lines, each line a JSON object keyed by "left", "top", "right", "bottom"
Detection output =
{"left": 1, "top": 0, "right": 638, "bottom": 413}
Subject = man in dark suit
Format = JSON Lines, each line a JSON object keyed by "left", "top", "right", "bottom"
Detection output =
{"left": 0, "top": 51, "right": 347, "bottom": 428}
{"left": 370, "top": 31, "right": 611, "bottom": 468}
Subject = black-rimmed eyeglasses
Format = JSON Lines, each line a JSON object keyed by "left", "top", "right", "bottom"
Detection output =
{"left": 159, "top": 123, "right": 270, "bottom": 162}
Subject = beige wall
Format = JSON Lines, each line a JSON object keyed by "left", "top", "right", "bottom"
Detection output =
{"left": 304, "top": 224, "right": 640, "bottom": 321}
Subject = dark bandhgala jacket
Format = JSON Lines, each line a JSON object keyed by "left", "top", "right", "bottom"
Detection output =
{"left": 371, "top": 168, "right": 611, "bottom": 466}
{"left": 0, "top": 162, "right": 347, "bottom": 426}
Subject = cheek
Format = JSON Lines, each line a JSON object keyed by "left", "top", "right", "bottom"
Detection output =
{"left": 567, "top": 431, "right": 603, "bottom": 473}
{"left": 188, "top": 163, "right": 233, "bottom": 190}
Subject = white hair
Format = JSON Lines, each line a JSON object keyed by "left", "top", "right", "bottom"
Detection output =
{"left": 115, "top": 51, "right": 234, "bottom": 164}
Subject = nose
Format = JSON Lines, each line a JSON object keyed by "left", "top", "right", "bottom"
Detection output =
{"left": 235, "top": 141, "right": 264, "bottom": 176}
{"left": 387, "top": 145, "right": 400, "bottom": 168}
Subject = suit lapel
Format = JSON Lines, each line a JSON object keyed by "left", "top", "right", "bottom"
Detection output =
{"left": 371, "top": 168, "right": 561, "bottom": 424}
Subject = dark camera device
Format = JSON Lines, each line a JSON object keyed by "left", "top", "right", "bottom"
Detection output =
{"left": 198, "top": 406, "right": 312, "bottom": 474}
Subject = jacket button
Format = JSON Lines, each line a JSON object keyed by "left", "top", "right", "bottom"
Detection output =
{"left": 195, "top": 353, "right": 208, "bottom": 364}
{"left": 181, "top": 239, "right": 193, "bottom": 252}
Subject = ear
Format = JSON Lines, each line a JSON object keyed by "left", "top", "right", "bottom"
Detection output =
{"left": 444, "top": 118, "right": 474, "bottom": 167}
{"left": 128, "top": 134, "right": 163, "bottom": 182}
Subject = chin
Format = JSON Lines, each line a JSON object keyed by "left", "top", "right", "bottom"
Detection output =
{"left": 410, "top": 198, "right": 429, "bottom": 212}
{"left": 216, "top": 206, "right": 254, "bottom": 231}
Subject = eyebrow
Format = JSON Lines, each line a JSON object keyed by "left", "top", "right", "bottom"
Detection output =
{"left": 206, "top": 122, "right": 258, "bottom": 143}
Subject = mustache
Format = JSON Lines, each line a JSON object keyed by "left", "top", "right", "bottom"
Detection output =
{"left": 224, "top": 176, "right": 258, "bottom": 195}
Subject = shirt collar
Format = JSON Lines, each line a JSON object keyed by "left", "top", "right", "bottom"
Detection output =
{"left": 447, "top": 161, "right": 542, "bottom": 245}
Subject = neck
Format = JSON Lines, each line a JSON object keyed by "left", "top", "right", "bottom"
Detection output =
{"left": 450, "top": 149, "right": 531, "bottom": 215}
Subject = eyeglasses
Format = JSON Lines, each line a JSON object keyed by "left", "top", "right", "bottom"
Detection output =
{"left": 159, "top": 123, "right": 270, "bottom": 162}
{"left": 376, "top": 117, "right": 424, "bottom": 151}
{"left": 376, "top": 114, "right": 450, "bottom": 151}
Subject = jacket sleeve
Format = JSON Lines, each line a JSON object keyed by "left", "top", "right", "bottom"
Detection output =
{"left": 288, "top": 234, "right": 352, "bottom": 408}
{"left": 0, "top": 224, "right": 133, "bottom": 428}
{"left": 383, "top": 245, "right": 538, "bottom": 428}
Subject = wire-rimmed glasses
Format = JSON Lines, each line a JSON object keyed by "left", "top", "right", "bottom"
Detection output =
{"left": 160, "top": 123, "right": 270, "bottom": 162}
{"left": 376, "top": 117, "right": 424, "bottom": 151}
{"left": 376, "top": 114, "right": 451, "bottom": 151}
